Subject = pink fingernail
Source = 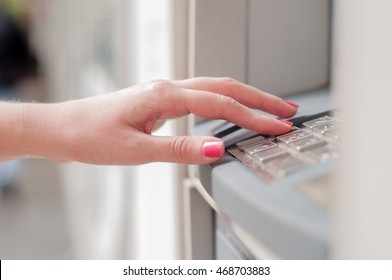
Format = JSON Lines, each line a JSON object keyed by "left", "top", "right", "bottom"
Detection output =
{"left": 203, "top": 141, "right": 224, "bottom": 158}
{"left": 280, "top": 120, "right": 293, "bottom": 126}
{"left": 284, "top": 100, "right": 300, "bottom": 108}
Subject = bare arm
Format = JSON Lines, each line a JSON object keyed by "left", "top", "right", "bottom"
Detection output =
{"left": 0, "top": 77, "right": 298, "bottom": 165}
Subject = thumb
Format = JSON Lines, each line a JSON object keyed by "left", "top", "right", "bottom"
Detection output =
{"left": 147, "top": 136, "right": 224, "bottom": 164}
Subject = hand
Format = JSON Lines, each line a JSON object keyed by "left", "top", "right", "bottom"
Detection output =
{"left": 4, "top": 77, "right": 298, "bottom": 165}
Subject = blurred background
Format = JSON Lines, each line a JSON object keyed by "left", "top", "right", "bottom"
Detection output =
{"left": 0, "top": 0, "right": 188, "bottom": 259}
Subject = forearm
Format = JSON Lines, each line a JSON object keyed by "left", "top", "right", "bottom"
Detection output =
{"left": 0, "top": 102, "right": 70, "bottom": 162}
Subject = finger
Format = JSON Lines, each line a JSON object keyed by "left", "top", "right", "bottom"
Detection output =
{"left": 144, "top": 135, "right": 225, "bottom": 164}
{"left": 173, "top": 77, "right": 298, "bottom": 118}
{"left": 156, "top": 86, "right": 293, "bottom": 135}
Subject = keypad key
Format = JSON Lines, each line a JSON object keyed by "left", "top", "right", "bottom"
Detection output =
{"left": 277, "top": 130, "right": 311, "bottom": 144}
{"left": 303, "top": 144, "right": 338, "bottom": 163}
{"left": 236, "top": 136, "right": 265, "bottom": 151}
{"left": 243, "top": 140, "right": 277, "bottom": 155}
{"left": 312, "top": 121, "right": 338, "bottom": 136}
{"left": 303, "top": 116, "right": 334, "bottom": 129}
{"left": 264, "top": 155, "right": 307, "bottom": 177}
{"left": 324, "top": 129, "right": 340, "bottom": 141}
{"left": 288, "top": 136, "right": 326, "bottom": 152}
{"left": 253, "top": 147, "right": 288, "bottom": 163}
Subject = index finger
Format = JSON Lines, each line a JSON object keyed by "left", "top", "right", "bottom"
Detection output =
{"left": 173, "top": 77, "right": 298, "bottom": 118}
{"left": 155, "top": 85, "right": 293, "bottom": 136}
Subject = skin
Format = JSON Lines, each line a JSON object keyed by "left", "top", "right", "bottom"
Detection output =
{"left": 0, "top": 77, "right": 297, "bottom": 165}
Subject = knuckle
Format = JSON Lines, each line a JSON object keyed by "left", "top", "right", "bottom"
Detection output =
{"left": 171, "top": 136, "right": 189, "bottom": 161}
{"left": 220, "top": 76, "right": 238, "bottom": 85}
{"left": 217, "top": 77, "right": 239, "bottom": 97}
{"left": 148, "top": 79, "right": 175, "bottom": 98}
{"left": 218, "top": 94, "right": 237, "bottom": 107}
{"left": 216, "top": 95, "right": 238, "bottom": 117}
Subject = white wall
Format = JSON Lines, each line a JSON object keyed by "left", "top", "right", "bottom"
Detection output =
{"left": 332, "top": 0, "right": 392, "bottom": 259}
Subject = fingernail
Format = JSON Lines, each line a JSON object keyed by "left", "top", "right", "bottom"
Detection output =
{"left": 203, "top": 141, "right": 224, "bottom": 158}
{"left": 280, "top": 120, "right": 293, "bottom": 126}
{"left": 284, "top": 100, "right": 300, "bottom": 109}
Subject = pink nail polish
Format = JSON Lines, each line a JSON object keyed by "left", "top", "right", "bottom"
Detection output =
{"left": 280, "top": 120, "right": 293, "bottom": 126}
{"left": 203, "top": 141, "right": 224, "bottom": 158}
{"left": 284, "top": 100, "right": 300, "bottom": 109}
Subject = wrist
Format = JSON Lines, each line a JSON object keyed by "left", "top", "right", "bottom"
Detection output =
{"left": 21, "top": 102, "right": 73, "bottom": 162}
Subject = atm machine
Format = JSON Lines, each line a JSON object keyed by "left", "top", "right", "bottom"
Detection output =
{"left": 184, "top": 0, "right": 392, "bottom": 260}
{"left": 184, "top": 0, "right": 334, "bottom": 259}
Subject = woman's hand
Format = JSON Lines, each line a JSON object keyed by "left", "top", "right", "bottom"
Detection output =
{"left": 1, "top": 77, "right": 298, "bottom": 165}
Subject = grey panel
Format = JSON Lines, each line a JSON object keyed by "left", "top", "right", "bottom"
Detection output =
{"left": 191, "top": 0, "right": 247, "bottom": 81}
{"left": 212, "top": 160, "right": 329, "bottom": 259}
{"left": 190, "top": 0, "right": 330, "bottom": 95}
{"left": 248, "top": 0, "right": 330, "bottom": 94}
{"left": 215, "top": 230, "right": 247, "bottom": 260}
{"left": 188, "top": 187, "right": 214, "bottom": 259}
